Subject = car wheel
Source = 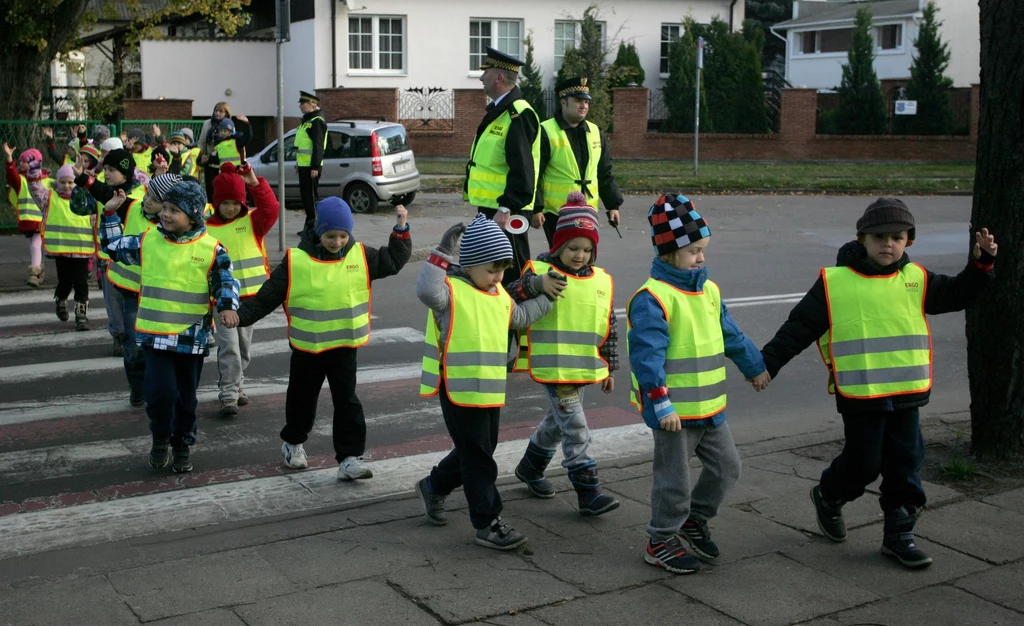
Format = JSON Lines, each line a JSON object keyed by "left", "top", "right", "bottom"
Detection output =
{"left": 390, "top": 192, "right": 416, "bottom": 206}
{"left": 344, "top": 182, "right": 378, "bottom": 214}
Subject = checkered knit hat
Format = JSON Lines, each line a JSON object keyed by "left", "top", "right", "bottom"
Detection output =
{"left": 648, "top": 193, "right": 710, "bottom": 256}
{"left": 551, "top": 191, "right": 600, "bottom": 261}
{"left": 459, "top": 213, "right": 512, "bottom": 267}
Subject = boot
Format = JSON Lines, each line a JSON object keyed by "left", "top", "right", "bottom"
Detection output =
{"left": 149, "top": 437, "right": 170, "bottom": 468}
{"left": 881, "top": 505, "right": 933, "bottom": 569}
{"left": 26, "top": 265, "right": 43, "bottom": 288}
{"left": 55, "top": 298, "right": 70, "bottom": 322}
{"left": 74, "top": 301, "right": 89, "bottom": 331}
{"left": 568, "top": 465, "right": 620, "bottom": 516}
{"left": 515, "top": 440, "right": 556, "bottom": 498}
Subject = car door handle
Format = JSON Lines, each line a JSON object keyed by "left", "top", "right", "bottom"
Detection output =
{"left": 339, "top": 163, "right": 350, "bottom": 167}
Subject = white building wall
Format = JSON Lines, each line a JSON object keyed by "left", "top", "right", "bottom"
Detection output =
{"left": 784, "top": 20, "right": 917, "bottom": 89}
{"left": 283, "top": 20, "right": 318, "bottom": 118}
{"left": 934, "top": 0, "right": 979, "bottom": 86}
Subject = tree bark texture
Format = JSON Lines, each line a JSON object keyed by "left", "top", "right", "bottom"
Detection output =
{"left": 966, "top": 0, "right": 1024, "bottom": 460}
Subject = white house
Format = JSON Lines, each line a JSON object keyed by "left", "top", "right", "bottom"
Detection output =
{"left": 771, "top": 0, "right": 979, "bottom": 90}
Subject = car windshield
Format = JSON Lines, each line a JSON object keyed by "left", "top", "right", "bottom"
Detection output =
{"left": 375, "top": 126, "right": 409, "bottom": 156}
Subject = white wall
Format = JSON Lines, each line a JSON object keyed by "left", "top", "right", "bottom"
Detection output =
{"left": 935, "top": 0, "right": 979, "bottom": 86}
{"left": 140, "top": 40, "right": 277, "bottom": 116}
{"left": 784, "top": 20, "right": 917, "bottom": 89}
{"left": 282, "top": 20, "right": 318, "bottom": 118}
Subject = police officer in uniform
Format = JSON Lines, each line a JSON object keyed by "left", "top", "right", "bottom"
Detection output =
{"left": 464, "top": 47, "right": 540, "bottom": 287}
{"left": 296, "top": 91, "right": 328, "bottom": 230}
{"left": 533, "top": 76, "right": 623, "bottom": 247}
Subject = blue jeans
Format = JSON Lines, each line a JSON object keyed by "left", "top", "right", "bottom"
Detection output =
{"left": 530, "top": 384, "right": 594, "bottom": 469}
{"left": 121, "top": 291, "right": 145, "bottom": 392}
{"left": 99, "top": 261, "right": 124, "bottom": 337}
{"left": 143, "top": 347, "right": 204, "bottom": 445}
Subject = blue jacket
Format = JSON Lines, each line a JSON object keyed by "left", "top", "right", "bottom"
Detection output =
{"left": 627, "top": 258, "right": 766, "bottom": 429}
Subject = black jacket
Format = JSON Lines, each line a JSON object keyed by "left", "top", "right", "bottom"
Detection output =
{"left": 236, "top": 226, "right": 412, "bottom": 328}
{"left": 464, "top": 85, "right": 540, "bottom": 214}
{"left": 534, "top": 110, "right": 623, "bottom": 212}
{"left": 761, "top": 240, "right": 995, "bottom": 414}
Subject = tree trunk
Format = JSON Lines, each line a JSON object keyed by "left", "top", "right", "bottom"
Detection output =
{"left": 966, "top": 0, "right": 1024, "bottom": 460}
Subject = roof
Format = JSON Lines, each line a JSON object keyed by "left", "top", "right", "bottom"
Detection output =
{"left": 774, "top": 1, "right": 921, "bottom": 30}
{"left": 87, "top": 0, "right": 170, "bottom": 22}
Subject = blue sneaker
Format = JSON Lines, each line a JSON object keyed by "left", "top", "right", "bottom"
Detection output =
{"left": 645, "top": 536, "right": 700, "bottom": 574}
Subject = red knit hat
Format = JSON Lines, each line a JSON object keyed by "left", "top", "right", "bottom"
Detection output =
{"left": 550, "top": 191, "right": 600, "bottom": 261}
{"left": 213, "top": 163, "right": 247, "bottom": 214}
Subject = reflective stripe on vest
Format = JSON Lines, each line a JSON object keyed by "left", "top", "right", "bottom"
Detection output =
{"left": 465, "top": 100, "right": 540, "bottom": 210}
{"left": 294, "top": 115, "right": 327, "bottom": 167}
{"left": 42, "top": 191, "right": 96, "bottom": 256}
{"left": 821, "top": 264, "right": 932, "bottom": 399}
{"left": 626, "top": 278, "right": 728, "bottom": 420}
{"left": 215, "top": 139, "right": 242, "bottom": 167}
{"left": 104, "top": 200, "right": 152, "bottom": 292}
{"left": 540, "top": 119, "right": 601, "bottom": 214}
{"left": 135, "top": 231, "right": 218, "bottom": 335}
{"left": 205, "top": 213, "right": 268, "bottom": 297}
{"left": 522, "top": 260, "right": 611, "bottom": 384}
{"left": 285, "top": 245, "right": 371, "bottom": 352}
{"left": 420, "top": 278, "right": 513, "bottom": 407}
{"left": 9, "top": 175, "right": 49, "bottom": 222}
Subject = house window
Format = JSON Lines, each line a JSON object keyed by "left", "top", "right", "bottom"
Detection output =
{"left": 470, "top": 19, "right": 523, "bottom": 71}
{"left": 877, "top": 24, "right": 902, "bottom": 50}
{"left": 554, "top": 20, "right": 607, "bottom": 72}
{"left": 799, "top": 28, "right": 852, "bottom": 54}
{"left": 348, "top": 16, "right": 406, "bottom": 72}
{"left": 660, "top": 24, "right": 681, "bottom": 74}
{"left": 801, "top": 31, "right": 818, "bottom": 54}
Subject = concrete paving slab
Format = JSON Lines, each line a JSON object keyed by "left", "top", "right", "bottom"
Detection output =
{"left": 235, "top": 579, "right": 440, "bottom": 625}
{"left": 253, "top": 534, "right": 431, "bottom": 588}
{"left": 750, "top": 484, "right": 884, "bottom": 536}
{"left": 530, "top": 583, "right": 746, "bottom": 625}
{"left": 510, "top": 487, "right": 651, "bottom": 537}
{"left": 803, "top": 585, "right": 1024, "bottom": 626}
{"left": 149, "top": 608, "right": 248, "bottom": 625}
{"left": 916, "top": 501, "right": 1024, "bottom": 564}
{"left": 0, "top": 574, "right": 139, "bottom": 626}
{"left": 604, "top": 476, "right": 651, "bottom": 505}
{"left": 386, "top": 557, "right": 583, "bottom": 624}
{"left": 983, "top": 487, "right": 1024, "bottom": 515}
{"left": 705, "top": 506, "right": 812, "bottom": 564}
{"left": 107, "top": 549, "right": 298, "bottom": 621}
{"left": 781, "top": 525, "right": 990, "bottom": 597}
{"left": 744, "top": 450, "right": 826, "bottom": 482}
{"left": 464, "top": 613, "right": 550, "bottom": 626}
{"left": 724, "top": 466, "right": 818, "bottom": 506}
{"left": 663, "top": 553, "right": 878, "bottom": 626}
{"left": 955, "top": 560, "right": 1024, "bottom": 613}
{"left": 0, "top": 539, "right": 140, "bottom": 587}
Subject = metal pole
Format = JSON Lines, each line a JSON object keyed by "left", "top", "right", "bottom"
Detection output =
{"left": 276, "top": 39, "right": 286, "bottom": 251}
{"left": 694, "top": 37, "right": 704, "bottom": 178}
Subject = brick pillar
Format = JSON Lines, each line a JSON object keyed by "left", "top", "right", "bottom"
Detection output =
{"left": 610, "top": 88, "right": 649, "bottom": 158}
{"left": 453, "top": 89, "right": 487, "bottom": 154}
{"left": 778, "top": 88, "right": 818, "bottom": 143}
{"left": 123, "top": 99, "right": 194, "bottom": 119}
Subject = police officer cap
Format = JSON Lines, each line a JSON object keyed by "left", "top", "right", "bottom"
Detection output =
{"left": 556, "top": 76, "right": 592, "bottom": 101}
{"left": 298, "top": 90, "right": 319, "bottom": 105}
{"left": 479, "top": 46, "right": 523, "bottom": 73}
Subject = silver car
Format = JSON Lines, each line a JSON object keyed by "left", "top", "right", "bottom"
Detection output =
{"left": 250, "top": 120, "right": 420, "bottom": 213}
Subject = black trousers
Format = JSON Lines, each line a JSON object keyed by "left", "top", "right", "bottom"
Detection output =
{"left": 429, "top": 379, "right": 503, "bottom": 529}
{"left": 542, "top": 211, "right": 558, "bottom": 249}
{"left": 476, "top": 207, "right": 530, "bottom": 290}
{"left": 819, "top": 407, "right": 926, "bottom": 512}
{"left": 203, "top": 164, "right": 219, "bottom": 203}
{"left": 282, "top": 347, "right": 366, "bottom": 462}
{"left": 298, "top": 166, "right": 320, "bottom": 226}
{"left": 54, "top": 257, "right": 90, "bottom": 302}
{"left": 143, "top": 347, "right": 204, "bottom": 446}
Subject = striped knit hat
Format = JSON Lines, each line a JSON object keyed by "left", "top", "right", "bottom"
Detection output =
{"left": 459, "top": 213, "right": 512, "bottom": 267}
{"left": 648, "top": 193, "right": 710, "bottom": 256}
{"left": 551, "top": 191, "right": 600, "bottom": 261}
{"left": 148, "top": 173, "right": 184, "bottom": 202}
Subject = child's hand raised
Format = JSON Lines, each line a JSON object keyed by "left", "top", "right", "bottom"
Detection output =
{"left": 659, "top": 412, "right": 682, "bottom": 432}
{"left": 220, "top": 310, "right": 240, "bottom": 328}
{"left": 395, "top": 204, "right": 408, "bottom": 229}
{"left": 42, "top": 127, "right": 53, "bottom": 139}
{"left": 973, "top": 228, "right": 997, "bottom": 259}
{"left": 748, "top": 370, "right": 771, "bottom": 392}
{"left": 2, "top": 142, "right": 13, "bottom": 162}
{"left": 438, "top": 223, "right": 465, "bottom": 255}
{"left": 238, "top": 163, "right": 259, "bottom": 186}
{"left": 105, "top": 189, "right": 127, "bottom": 213}
{"left": 541, "top": 269, "right": 567, "bottom": 300}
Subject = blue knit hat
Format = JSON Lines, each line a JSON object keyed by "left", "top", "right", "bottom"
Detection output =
{"left": 217, "top": 118, "right": 235, "bottom": 134}
{"left": 315, "top": 197, "right": 354, "bottom": 235}
{"left": 163, "top": 180, "right": 208, "bottom": 228}
{"left": 459, "top": 213, "right": 512, "bottom": 267}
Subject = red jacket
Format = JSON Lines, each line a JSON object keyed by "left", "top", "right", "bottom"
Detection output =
{"left": 204, "top": 176, "right": 280, "bottom": 299}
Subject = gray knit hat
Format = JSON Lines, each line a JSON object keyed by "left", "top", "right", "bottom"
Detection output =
{"left": 163, "top": 180, "right": 207, "bottom": 227}
{"left": 857, "top": 198, "right": 916, "bottom": 240}
{"left": 459, "top": 213, "right": 512, "bottom": 267}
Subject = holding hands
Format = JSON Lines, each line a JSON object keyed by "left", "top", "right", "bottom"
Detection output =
{"left": 395, "top": 204, "right": 408, "bottom": 229}
{"left": 973, "top": 228, "right": 997, "bottom": 260}
{"left": 541, "top": 268, "right": 567, "bottom": 300}
{"left": 748, "top": 370, "right": 771, "bottom": 392}
{"left": 220, "top": 310, "right": 239, "bottom": 329}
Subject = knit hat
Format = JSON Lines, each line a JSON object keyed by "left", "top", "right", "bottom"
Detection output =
{"left": 213, "top": 163, "right": 248, "bottom": 213}
{"left": 126, "top": 128, "right": 146, "bottom": 143}
{"left": 79, "top": 144, "right": 102, "bottom": 168}
{"left": 551, "top": 191, "right": 600, "bottom": 261}
{"left": 104, "top": 149, "right": 136, "bottom": 181}
{"left": 459, "top": 213, "right": 513, "bottom": 267}
{"left": 100, "top": 137, "right": 123, "bottom": 152}
{"left": 92, "top": 125, "right": 111, "bottom": 143}
{"left": 56, "top": 164, "right": 76, "bottom": 181}
{"left": 150, "top": 145, "right": 170, "bottom": 171}
{"left": 21, "top": 149, "right": 44, "bottom": 182}
{"left": 180, "top": 128, "right": 195, "bottom": 145}
{"left": 648, "top": 193, "right": 710, "bottom": 256}
{"left": 148, "top": 173, "right": 183, "bottom": 202}
{"left": 217, "top": 118, "right": 235, "bottom": 134}
{"left": 856, "top": 197, "right": 916, "bottom": 240}
{"left": 169, "top": 130, "right": 187, "bottom": 146}
{"left": 315, "top": 196, "right": 354, "bottom": 235}
{"left": 163, "top": 180, "right": 207, "bottom": 227}
{"left": 18, "top": 148, "right": 42, "bottom": 165}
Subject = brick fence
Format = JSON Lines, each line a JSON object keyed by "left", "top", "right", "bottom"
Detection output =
{"left": 123, "top": 99, "right": 194, "bottom": 120}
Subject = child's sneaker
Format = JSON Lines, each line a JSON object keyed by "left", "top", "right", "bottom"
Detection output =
{"left": 679, "top": 518, "right": 720, "bottom": 561}
{"left": 882, "top": 505, "right": 933, "bottom": 569}
{"left": 149, "top": 438, "right": 170, "bottom": 468}
{"left": 811, "top": 485, "right": 847, "bottom": 542}
{"left": 415, "top": 476, "right": 447, "bottom": 526}
{"left": 281, "top": 442, "right": 308, "bottom": 469}
{"left": 237, "top": 389, "right": 249, "bottom": 406}
{"left": 645, "top": 535, "right": 701, "bottom": 574}
{"left": 338, "top": 456, "right": 373, "bottom": 480}
{"left": 474, "top": 517, "right": 527, "bottom": 551}
{"left": 219, "top": 400, "right": 239, "bottom": 418}
{"left": 171, "top": 442, "right": 192, "bottom": 473}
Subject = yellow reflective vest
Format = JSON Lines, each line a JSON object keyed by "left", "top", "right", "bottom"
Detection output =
{"left": 465, "top": 99, "right": 540, "bottom": 210}
{"left": 105, "top": 200, "right": 153, "bottom": 292}
{"left": 205, "top": 213, "right": 269, "bottom": 298}
{"left": 627, "top": 278, "right": 728, "bottom": 420}
{"left": 8, "top": 176, "right": 51, "bottom": 223}
{"left": 285, "top": 245, "right": 372, "bottom": 352}
{"left": 539, "top": 118, "right": 601, "bottom": 214}
{"left": 420, "top": 278, "right": 513, "bottom": 407}
{"left": 819, "top": 264, "right": 932, "bottom": 399}
{"left": 213, "top": 139, "right": 242, "bottom": 167}
{"left": 133, "top": 147, "right": 153, "bottom": 175}
{"left": 135, "top": 231, "right": 218, "bottom": 335}
{"left": 42, "top": 190, "right": 96, "bottom": 256}
{"left": 188, "top": 147, "right": 202, "bottom": 176}
{"left": 294, "top": 115, "right": 327, "bottom": 167}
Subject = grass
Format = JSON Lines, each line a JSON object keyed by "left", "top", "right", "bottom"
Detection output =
{"left": 416, "top": 159, "right": 976, "bottom": 194}
{"left": 940, "top": 457, "right": 979, "bottom": 481}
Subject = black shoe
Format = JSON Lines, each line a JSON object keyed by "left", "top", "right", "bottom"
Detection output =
{"left": 514, "top": 441, "right": 556, "bottom": 498}
{"left": 474, "top": 517, "right": 527, "bottom": 551}
{"left": 112, "top": 335, "right": 125, "bottom": 357}
{"left": 645, "top": 536, "right": 701, "bottom": 574}
{"left": 171, "top": 441, "right": 193, "bottom": 473}
{"left": 569, "top": 465, "right": 620, "bottom": 516}
{"left": 129, "top": 387, "right": 145, "bottom": 408}
{"left": 882, "top": 506, "right": 933, "bottom": 569}
{"left": 55, "top": 299, "right": 69, "bottom": 322}
{"left": 149, "top": 438, "right": 170, "bottom": 468}
{"left": 679, "top": 518, "right": 720, "bottom": 561}
{"left": 811, "top": 485, "right": 847, "bottom": 542}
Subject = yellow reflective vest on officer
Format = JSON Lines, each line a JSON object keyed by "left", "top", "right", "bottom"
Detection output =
{"left": 205, "top": 214, "right": 269, "bottom": 298}
{"left": 465, "top": 100, "right": 540, "bottom": 211}
{"left": 539, "top": 119, "right": 601, "bottom": 214}
{"left": 518, "top": 260, "right": 612, "bottom": 384}
{"left": 214, "top": 139, "right": 242, "bottom": 167}
{"left": 105, "top": 199, "right": 152, "bottom": 292}
{"left": 135, "top": 231, "right": 218, "bottom": 335}
{"left": 42, "top": 190, "right": 96, "bottom": 256}
{"left": 819, "top": 264, "right": 932, "bottom": 399}
{"left": 285, "top": 245, "right": 372, "bottom": 353}
{"left": 8, "top": 176, "right": 51, "bottom": 223}
{"left": 627, "top": 278, "right": 728, "bottom": 420}
{"left": 420, "top": 278, "right": 513, "bottom": 407}
{"left": 294, "top": 115, "right": 327, "bottom": 167}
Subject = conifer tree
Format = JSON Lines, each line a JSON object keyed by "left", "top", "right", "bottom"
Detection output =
{"left": 897, "top": 1, "right": 954, "bottom": 134}
{"left": 609, "top": 42, "right": 645, "bottom": 88}
{"left": 519, "top": 33, "right": 547, "bottom": 117}
{"left": 557, "top": 6, "right": 612, "bottom": 129}
{"left": 834, "top": 6, "right": 888, "bottom": 134}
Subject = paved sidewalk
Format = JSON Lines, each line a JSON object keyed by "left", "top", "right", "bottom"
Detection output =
{"left": 1, "top": 411, "right": 1021, "bottom": 625}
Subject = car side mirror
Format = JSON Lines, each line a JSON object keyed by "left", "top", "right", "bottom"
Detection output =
{"left": 261, "top": 150, "right": 272, "bottom": 164}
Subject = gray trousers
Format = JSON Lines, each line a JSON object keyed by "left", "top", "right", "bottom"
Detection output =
{"left": 648, "top": 421, "right": 741, "bottom": 541}
{"left": 98, "top": 260, "right": 124, "bottom": 337}
{"left": 215, "top": 323, "right": 253, "bottom": 403}
{"left": 530, "top": 384, "right": 594, "bottom": 469}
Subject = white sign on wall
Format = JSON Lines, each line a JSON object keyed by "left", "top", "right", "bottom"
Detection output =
{"left": 894, "top": 100, "right": 918, "bottom": 115}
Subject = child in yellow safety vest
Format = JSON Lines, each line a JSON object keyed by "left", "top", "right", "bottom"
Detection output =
{"left": 507, "top": 191, "right": 620, "bottom": 516}
{"left": 627, "top": 194, "right": 770, "bottom": 575}
{"left": 3, "top": 145, "right": 52, "bottom": 288}
{"left": 414, "top": 213, "right": 554, "bottom": 551}
{"left": 224, "top": 197, "right": 411, "bottom": 479}
{"left": 205, "top": 162, "right": 280, "bottom": 417}
{"left": 99, "top": 180, "right": 240, "bottom": 475}
{"left": 205, "top": 117, "right": 251, "bottom": 171}
{"left": 41, "top": 165, "right": 96, "bottom": 330}
{"left": 760, "top": 198, "right": 998, "bottom": 570}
